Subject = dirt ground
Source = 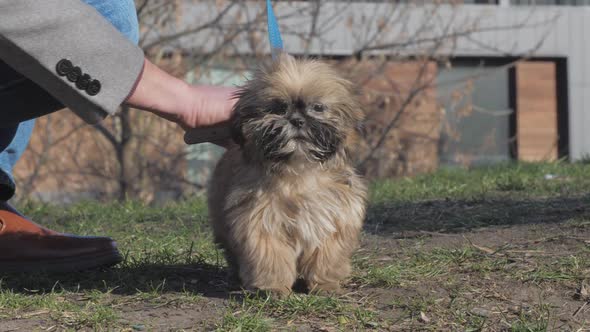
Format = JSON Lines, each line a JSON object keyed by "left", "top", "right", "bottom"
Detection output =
{"left": 1, "top": 193, "right": 589, "bottom": 331}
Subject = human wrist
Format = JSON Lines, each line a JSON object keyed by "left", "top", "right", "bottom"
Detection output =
{"left": 176, "top": 82, "right": 201, "bottom": 128}
{"left": 124, "top": 59, "right": 193, "bottom": 125}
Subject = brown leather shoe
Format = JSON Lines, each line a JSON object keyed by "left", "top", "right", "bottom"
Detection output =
{"left": 0, "top": 209, "right": 122, "bottom": 273}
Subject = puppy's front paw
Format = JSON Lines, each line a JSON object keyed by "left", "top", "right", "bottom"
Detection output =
{"left": 225, "top": 270, "right": 242, "bottom": 290}
{"left": 247, "top": 286, "right": 291, "bottom": 299}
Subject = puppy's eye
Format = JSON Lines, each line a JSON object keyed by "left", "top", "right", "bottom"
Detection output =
{"left": 269, "top": 100, "right": 288, "bottom": 115}
{"left": 312, "top": 103, "right": 326, "bottom": 112}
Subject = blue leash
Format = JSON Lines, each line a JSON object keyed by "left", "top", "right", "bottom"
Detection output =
{"left": 266, "top": 0, "right": 284, "bottom": 60}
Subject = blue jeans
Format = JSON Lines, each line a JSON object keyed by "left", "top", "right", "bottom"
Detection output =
{"left": 0, "top": 0, "right": 139, "bottom": 200}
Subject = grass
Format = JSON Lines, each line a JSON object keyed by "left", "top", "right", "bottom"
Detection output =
{"left": 355, "top": 247, "right": 488, "bottom": 288}
{"left": 0, "top": 288, "right": 119, "bottom": 329}
{"left": 1, "top": 161, "right": 589, "bottom": 330}
{"left": 370, "top": 161, "right": 590, "bottom": 203}
{"left": 217, "top": 291, "right": 379, "bottom": 330}
{"left": 217, "top": 296, "right": 273, "bottom": 332}
{"left": 507, "top": 303, "right": 552, "bottom": 332}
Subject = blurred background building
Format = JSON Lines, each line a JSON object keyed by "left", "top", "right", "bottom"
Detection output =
{"left": 12, "top": 0, "right": 590, "bottom": 202}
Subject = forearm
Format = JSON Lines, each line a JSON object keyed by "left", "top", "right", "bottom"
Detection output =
{"left": 124, "top": 59, "right": 192, "bottom": 125}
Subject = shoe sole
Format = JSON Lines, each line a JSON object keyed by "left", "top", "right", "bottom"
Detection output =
{"left": 0, "top": 248, "right": 123, "bottom": 274}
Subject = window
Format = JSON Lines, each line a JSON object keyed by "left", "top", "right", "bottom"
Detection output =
{"left": 437, "top": 61, "right": 512, "bottom": 166}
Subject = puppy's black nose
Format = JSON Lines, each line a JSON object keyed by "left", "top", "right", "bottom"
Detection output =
{"left": 289, "top": 115, "right": 305, "bottom": 128}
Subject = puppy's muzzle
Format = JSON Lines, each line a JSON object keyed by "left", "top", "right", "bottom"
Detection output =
{"left": 288, "top": 113, "right": 305, "bottom": 129}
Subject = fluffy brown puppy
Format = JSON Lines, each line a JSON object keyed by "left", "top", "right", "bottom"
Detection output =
{"left": 208, "top": 54, "right": 367, "bottom": 295}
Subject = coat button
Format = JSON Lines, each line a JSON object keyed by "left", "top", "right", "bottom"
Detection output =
{"left": 67, "top": 66, "right": 82, "bottom": 82}
{"left": 56, "top": 59, "right": 73, "bottom": 76}
{"left": 86, "top": 80, "right": 101, "bottom": 96}
{"left": 76, "top": 74, "right": 91, "bottom": 90}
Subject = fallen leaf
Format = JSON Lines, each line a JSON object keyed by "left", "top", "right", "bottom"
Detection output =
{"left": 470, "top": 307, "right": 493, "bottom": 317}
{"left": 419, "top": 311, "right": 430, "bottom": 323}
{"left": 575, "top": 282, "right": 590, "bottom": 301}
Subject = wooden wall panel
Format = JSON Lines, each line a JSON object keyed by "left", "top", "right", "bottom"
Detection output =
{"left": 515, "top": 62, "right": 558, "bottom": 161}
{"left": 334, "top": 60, "right": 440, "bottom": 178}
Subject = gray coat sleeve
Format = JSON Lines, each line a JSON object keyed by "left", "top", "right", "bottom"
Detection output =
{"left": 0, "top": 0, "right": 145, "bottom": 124}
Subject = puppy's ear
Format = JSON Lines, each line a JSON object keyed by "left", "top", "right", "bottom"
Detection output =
{"left": 229, "top": 87, "right": 248, "bottom": 146}
{"left": 230, "top": 80, "right": 267, "bottom": 147}
{"left": 354, "top": 118, "right": 366, "bottom": 137}
{"left": 230, "top": 112, "right": 245, "bottom": 146}
{"left": 348, "top": 84, "right": 366, "bottom": 137}
{"left": 338, "top": 82, "right": 366, "bottom": 161}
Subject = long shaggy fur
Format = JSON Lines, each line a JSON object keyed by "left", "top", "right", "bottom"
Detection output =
{"left": 208, "top": 55, "right": 367, "bottom": 294}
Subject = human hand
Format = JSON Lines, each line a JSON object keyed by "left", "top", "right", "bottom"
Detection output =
{"left": 182, "top": 85, "right": 236, "bottom": 128}
{"left": 181, "top": 85, "right": 237, "bottom": 148}
{"left": 124, "top": 59, "right": 237, "bottom": 147}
